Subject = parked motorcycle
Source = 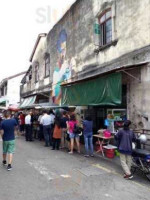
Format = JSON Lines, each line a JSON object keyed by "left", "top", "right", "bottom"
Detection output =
{"left": 131, "top": 137, "right": 150, "bottom": 181}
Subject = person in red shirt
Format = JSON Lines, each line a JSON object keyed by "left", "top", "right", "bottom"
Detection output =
{"left": 19, "top": 112, "right": 25, "bottom": 135}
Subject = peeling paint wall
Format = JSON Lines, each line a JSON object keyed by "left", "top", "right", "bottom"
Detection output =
{"left": 46, "top": 0, "right": 95, "bottom": 81}
{"left": 31, "top": 37, "right": 47, "bottom": 91}
{"left": 45, "top": 0, "right": 150, "bottom": 109}
{"left": 21, "top": 37, "right": 48, "bottom": 96}
{"left": 93, "top": 0, "right": 150, "bottom": 65}
{"left": 45, "top": 0, "right": 150, "bottom": 80}
{"left": 127, "top": 65, "right": 150, "bottom": 129}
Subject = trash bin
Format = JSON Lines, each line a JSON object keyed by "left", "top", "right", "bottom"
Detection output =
{"left": 105, "top": 148, "right": 115, "bottom": 158}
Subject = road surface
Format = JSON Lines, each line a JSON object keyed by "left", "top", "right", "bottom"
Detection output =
{"left": 0, "top": 136, "right": 150, "bottom": 200}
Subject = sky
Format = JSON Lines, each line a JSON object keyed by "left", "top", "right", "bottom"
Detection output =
{"left": 0, "top": 0, "right": 75, "bottom": 82}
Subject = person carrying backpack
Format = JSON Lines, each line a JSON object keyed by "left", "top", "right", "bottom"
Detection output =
{"left": 67, "top": 114, "right": 80, "bottom": 154}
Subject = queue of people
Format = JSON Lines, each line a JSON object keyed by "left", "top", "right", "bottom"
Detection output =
{"left": 0, "top": 109, "right": 137, "bottom": 180}
{"left": 0, "top": 108, "right": 95, "bottom": 157}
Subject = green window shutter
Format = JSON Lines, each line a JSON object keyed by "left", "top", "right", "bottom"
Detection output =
{"left": 94, "top": 23, "right": 101, "bottom": 46}
{"left": 94, "top": 23, "right": 100, "bottom": 35}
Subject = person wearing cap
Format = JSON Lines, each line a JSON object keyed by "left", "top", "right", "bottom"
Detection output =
{"left": 115, "top": 120, "right": 136, "bottom": 179}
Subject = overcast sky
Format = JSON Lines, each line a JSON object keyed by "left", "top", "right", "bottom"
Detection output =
{"left": 0, "top": 0, "right": 75, "bottom": 82}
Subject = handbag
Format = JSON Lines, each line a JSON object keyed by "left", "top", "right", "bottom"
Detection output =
{"left": 73, "top": 124, "right": 83, "bottom": 135}
{"left": 103, "top": 130, "right": 111, "bottom": 138}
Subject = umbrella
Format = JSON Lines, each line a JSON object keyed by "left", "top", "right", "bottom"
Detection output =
{"left": 8, "top": 105, "right": 20, "bottom": 111}
{"left": 0, "top": 106, "right": 7, "bottom": 110}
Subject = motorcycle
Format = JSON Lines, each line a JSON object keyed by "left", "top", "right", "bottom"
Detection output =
{"left": 131, "top": 138, "right": 150, "bottom": 181}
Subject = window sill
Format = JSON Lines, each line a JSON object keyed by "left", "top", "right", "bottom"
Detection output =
{"left": 44, "top": 75, "right": 50, "bottom": 79}
{"left": 94, "top": 39, "right": 118, "bottom": 54}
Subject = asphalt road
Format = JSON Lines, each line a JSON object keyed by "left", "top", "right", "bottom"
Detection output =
{"left": 0, "top": 136, "right": 150, "bottom": 200}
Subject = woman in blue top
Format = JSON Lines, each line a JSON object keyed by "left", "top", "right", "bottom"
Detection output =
{"left": 83, "top": 116, "right": 94, "bottom": 157}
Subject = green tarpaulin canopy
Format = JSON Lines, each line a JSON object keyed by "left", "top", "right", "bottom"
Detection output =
{"left": 61, "top": 73, "right": 122, "bottom": 106}
{"left": 0, "top": 97, "right": 7, "bottom": 106}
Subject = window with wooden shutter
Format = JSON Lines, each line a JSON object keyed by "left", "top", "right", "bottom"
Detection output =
{"left": 45, "top": 56, "right": 50, "bottom": 77}
{"left": 35, "top": 64, "right": 39, "bottom": 83}
{"left": 99, "top": 9, "right": 112, "bottom": 46}
{"left": 94, "top": 23, "right": 101, "bottom": 46}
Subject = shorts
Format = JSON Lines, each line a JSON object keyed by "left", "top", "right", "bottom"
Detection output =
{"left": 3, "top": 140, "right": 15, "bottom": 154}
{"left": 69, "top": 133, "right": 79, "bottom": 139}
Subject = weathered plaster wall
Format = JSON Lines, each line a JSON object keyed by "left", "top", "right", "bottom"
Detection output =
{"left": 46, "top": 0, "right": 150, "bottom": 81}
{"left": 31, "top": 37, "right": 47, "bottom": 91}
{"left": 44, "top": 0, "right": 150, "bottom": 110}
{"left": 46, "top": 0, "right": 95, "bottom": 81}
{"left": 127, "top": 65, "right": 150, "bottom": 129}
{"left": 93, "top": 0, "right": 150, "bottom": 65}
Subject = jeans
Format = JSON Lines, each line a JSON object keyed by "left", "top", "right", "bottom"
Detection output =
{"left": 61, "top": 128, "right": 67, "bottom": 148}
{"left": 84, "top": 133, "right": 93, "bottom": 155}
{"left": 25, "top": 125, "right": 32, "bottom": 141}
{"left": 38, "top": 124, "right": 43, "bottom": 140}
{"left": 43, "top": 125, "right": 51, "bottom": 146}
{"left": 20, "top": 124, "right": 25, "bottom": 132}
{"left": 49, "top": 125, "right": 53, "bottom": 146}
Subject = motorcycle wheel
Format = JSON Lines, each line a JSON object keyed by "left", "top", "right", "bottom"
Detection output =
{"left": 146, "top": 173, "right": 150, "bottom": 181}
{"left": 131, "top": 166, "right": 136, "bottom": 175}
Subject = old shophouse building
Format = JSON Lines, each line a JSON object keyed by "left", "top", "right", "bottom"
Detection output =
{"left": 0, "top": 71, "right": 26, "bottom": 109}
{"left": 21, "top": 0, "right": 150, "bottom": 130}
{"left": 20, "top": 33, "right": 51, "bottom": 108}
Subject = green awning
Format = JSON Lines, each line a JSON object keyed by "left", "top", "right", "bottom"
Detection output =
{"left": 0, "top": 97, "right": 7, "bottom": 106}
{"left": 19, "top": 96, "right": 36, "bottom": 109}
{"left": 61, "top": 73, "right": 122, "bottom": 106}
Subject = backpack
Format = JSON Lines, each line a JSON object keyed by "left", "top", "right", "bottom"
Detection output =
{"left": 73, "top": 124, "right": 83, "bottom": 135}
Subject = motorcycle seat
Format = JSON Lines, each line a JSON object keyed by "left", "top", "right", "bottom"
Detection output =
{"left": 132, "top": 149, "right": 150, "bottom": 157}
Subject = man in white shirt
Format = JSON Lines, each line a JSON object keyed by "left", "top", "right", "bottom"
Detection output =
{"left": 38, "top": 112, "right": 44, "bottom": 141}
{"left": 49, "top": 110, "right": 55, "bottom": 124}
{"left": 25, "top": 112, "right": 33, "bottom": 141}
{"left": 49, "top": 110, "right": 55, "bottom": 146}
{"left": 41, "top": 110, "right": 52, "bottom": 147}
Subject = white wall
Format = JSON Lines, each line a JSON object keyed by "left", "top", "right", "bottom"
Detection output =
{"left": 7, "top": 74, "right": 25, "bottom": 107}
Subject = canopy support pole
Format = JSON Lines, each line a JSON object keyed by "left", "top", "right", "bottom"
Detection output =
{"left": 120, "top": 70, "right": 141, "bottom": 83}
{"left": 38, "top": 92, "right": 50, "bottom": 98}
